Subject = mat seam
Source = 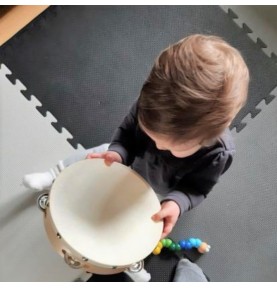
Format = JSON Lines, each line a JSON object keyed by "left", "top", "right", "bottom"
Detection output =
{"left": 221, "top": 6, "right": 277, "bottom": 133}
{"left": 0, "top": 63, "right": 83, "bottom": 150}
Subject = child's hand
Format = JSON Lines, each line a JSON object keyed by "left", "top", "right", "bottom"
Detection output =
{"left": 152, "top": 200, "right": 180, "bottom": 239}
{"left": 86, "top": 151, "right": 122, "bottom": 166}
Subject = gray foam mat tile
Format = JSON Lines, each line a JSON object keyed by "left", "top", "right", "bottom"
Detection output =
{"left": 0, "top": 64, "right": 84, "bottom": 281}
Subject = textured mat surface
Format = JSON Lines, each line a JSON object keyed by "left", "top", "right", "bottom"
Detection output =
{"left": 0, "top": 5, "right": 276, "bottom": 149}
{"left": 0, "top": 64, "right": 84, "bottom": 281}
{"left": 1, "top": 5, "right": 277, "bottom": 282}
{"left": 171, "top": 89, "right": 277, "bottom": 281}
{"left": 88, "top": 249, "right": 180, "bottom": 282}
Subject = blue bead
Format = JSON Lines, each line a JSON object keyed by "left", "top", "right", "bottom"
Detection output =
{"left": 184, "top": 241, "right": 193, "bottom": 250}
{"left": 188, "top": 238, "right": 197, "bottom": 247}
{"left": 194, "top": 238, "right": 202, "bottom": 248}
{"left": 178, "top": 240, "right": 187, "bottom": 249}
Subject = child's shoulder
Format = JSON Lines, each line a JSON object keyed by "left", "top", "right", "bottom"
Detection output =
{"left": 193, "top": 129, "right": 235, "bottom": 162}
{"left": 218, "top": 128, "right": 235, "bottom": 153}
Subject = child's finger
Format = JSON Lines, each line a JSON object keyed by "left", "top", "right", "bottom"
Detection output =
{"left": 104, "top": 153, "right": 120, "bottom": 166}
{"left": 86, "top": 153, "right": 104, "bottom": 159}
{"left": 152, "top": 209, "right": 166, "bottom": 222}
{"left": 162, "top": 220, "right": 174, "bottom": 238}
{"left": 104, "top": 156, "right": 113, "bottom": 166}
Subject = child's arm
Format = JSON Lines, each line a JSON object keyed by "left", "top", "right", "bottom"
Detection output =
{"left": 86, "top": 102, "right": 138, "bottom": 165}
{"left": 108, "top": 101, "right": 138, "bottom": 166}
{"left": 164, "top": 149, "right": 234, "bottom": 216}
{"left": 152, "top": 150, "right": 234, "bottom": 238}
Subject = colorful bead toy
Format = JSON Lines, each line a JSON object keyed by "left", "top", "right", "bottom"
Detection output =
{"left": 152, "top": 238, "right": 211, "bottom": 255}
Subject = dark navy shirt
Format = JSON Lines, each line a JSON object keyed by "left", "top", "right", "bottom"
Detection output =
{"left": 108, "top": 102, "right": 235, "bottom": 215}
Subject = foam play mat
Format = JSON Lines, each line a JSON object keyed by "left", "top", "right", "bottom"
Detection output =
{"left": 1, "top": 6, "right": 276, "bottom": 281}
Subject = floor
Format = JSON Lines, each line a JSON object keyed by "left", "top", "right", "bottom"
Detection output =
{"left": 0, "top": 5, "right": 87, "bottom": 282}
{"left": 0, "top": 5, "right": 48, "bottom": 46}
{"left": 0, "top": 5, "right": 276, "bottom": 282}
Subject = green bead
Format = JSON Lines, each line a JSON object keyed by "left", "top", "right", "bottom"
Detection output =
{"left": 165, "top": 239, "right": 172, "bottom": 247}
{"left": 169, "top": 243, "right": 177, "bottom": 251}
{"left": 161, "top": 239, "right": 167, "bottom": 246}
{"left": 175, "top": 244, "right": 182, "bottom": 251}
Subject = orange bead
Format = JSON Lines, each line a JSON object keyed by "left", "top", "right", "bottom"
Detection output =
{"left": 197, "top": 242, "right": 211, "bottom": 253}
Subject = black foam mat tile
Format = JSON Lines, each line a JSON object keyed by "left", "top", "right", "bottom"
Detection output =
{"left": 1, "top": 6, "right": 276, "bottom": 148}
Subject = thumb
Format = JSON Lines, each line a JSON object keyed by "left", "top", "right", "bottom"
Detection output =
{"left": 152, "top": 209, "right": 166, "bottom": 222}
{"left": 104, "top": 153, "right": 118, "bottom": 166}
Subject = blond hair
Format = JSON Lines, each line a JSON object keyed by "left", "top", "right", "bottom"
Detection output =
{"left": 137, "top": 34, "right": 249, "bottom": 144}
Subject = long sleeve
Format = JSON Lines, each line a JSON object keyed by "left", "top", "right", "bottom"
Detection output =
{"left": 108, "top": 102, "right": 138, "bottom": 166}
{"left": 162, "top": 149, "right": 234, "bottom": 215}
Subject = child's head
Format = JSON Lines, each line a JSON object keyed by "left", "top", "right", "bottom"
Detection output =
{"left": 137, "top": 34, "right": 249, "bottom": 156}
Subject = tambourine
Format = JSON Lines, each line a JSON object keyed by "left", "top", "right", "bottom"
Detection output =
{"left": 38, "top": 159, "right": 163, "bottom": 274}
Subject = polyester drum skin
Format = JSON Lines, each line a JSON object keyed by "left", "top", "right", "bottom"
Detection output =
{"left": 44, "top": 159, "right": 163, "bottom": 274}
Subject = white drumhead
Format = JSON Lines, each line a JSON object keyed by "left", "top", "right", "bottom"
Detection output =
{"left": 50, "top": 159, "right": 163, "bottom": 267}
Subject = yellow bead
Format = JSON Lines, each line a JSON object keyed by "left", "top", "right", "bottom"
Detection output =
{"left": 157, "top": 241, "right": 163, "bottom": 249}
{"left": 153, "top": 246, "right": 161, "bottom": 255}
